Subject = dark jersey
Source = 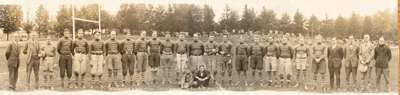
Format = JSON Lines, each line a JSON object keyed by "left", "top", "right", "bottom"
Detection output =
{"left": 74, "top": 38, "right": 89, "bottom": 54}
{"left": 148, "top": 39, "right": 162, "bottom": 53}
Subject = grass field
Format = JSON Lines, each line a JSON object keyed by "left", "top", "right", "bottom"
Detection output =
{"left": 0, "top": 40, "right": 397, "bottom": 93}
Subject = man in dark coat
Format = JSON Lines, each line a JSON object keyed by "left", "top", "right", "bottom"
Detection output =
{"left": 327, "top": 38, "right": 344, "bottom": 89}
{"left": 6, "top": 33, "right": 21, "bottom": 91}
{"left": 374, "top": 37, "right": 391, "bottom": 91}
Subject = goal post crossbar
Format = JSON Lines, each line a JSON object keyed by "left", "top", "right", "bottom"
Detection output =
{"left": 71, "top": 4, "right": 101, "bottom": 41}
{"left": 74, "top": 18, "right": 100, "bottom": 23}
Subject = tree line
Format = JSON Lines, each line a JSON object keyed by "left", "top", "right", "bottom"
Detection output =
{"left": 0, "top": 4, "right": 395, "bottom": 40}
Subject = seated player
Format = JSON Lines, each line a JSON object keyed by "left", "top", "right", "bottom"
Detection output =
{"left": 193, "top": 65, "right": 211, "bottom": 89}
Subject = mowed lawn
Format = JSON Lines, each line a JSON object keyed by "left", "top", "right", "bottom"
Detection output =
{"left": 0, "top": 40, "right": 397, "bottom": 93}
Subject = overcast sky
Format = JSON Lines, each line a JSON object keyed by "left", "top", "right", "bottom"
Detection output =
{"left": 0, "top": 0, "right": 397, "bottom": 22}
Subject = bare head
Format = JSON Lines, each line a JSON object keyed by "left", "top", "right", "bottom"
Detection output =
{"left": 110, "top": 30, "right": 117, "bottom": 39}
{"left": 332, "top": 37, "right": 338, "bottom": 45}
{"left": 178, "top": 32, "right": 185, "bottom": 40}
{"left": 77, "top": 29, "right": 84, "bottom": 38}
{"left": 363, "top": 34, "right": 370, "bottom": 42}
{"left": 63, "top": 29, "right": 71, "bottom": 38}
{"left": 94, "top": 32, "right": 101, "bottom": 40}
{"left": 11, "top": 33, "right": 20, "bottom": 42}
{"left": 378, "top": 37, "right": 385, "bottom": 45}
{"left": 199, "top": 65, "right": 205, "bottom": 71}
{"left": 30, "top": 32, "right": 39, "bottom": 41}
{"left": 348, "top": 35, "right": 355, "bottom": 44}
{"left": 140, "top": 30, "right": 147, "bottom": 37}
{"left": 209, "top": 35, "right": 215, "bottom": 41}
{"left": 152, "top": 31, "right": 158, "bottom": 37}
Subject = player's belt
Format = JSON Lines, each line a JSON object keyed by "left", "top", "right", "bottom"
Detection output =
{"left": 163, "top": 52, "right": 173, "bottom": 55}
{"left": 124, "top": 51, "right": 134, "bottom": 55}
{"left": 266, "top": 54, "right": 275, "bottom": 57}
{"left": 280, "top": 55, "right": 291, "bottom": 58}
{"left": 253, "top": 53, "right": 262, "bottom": 56}
{"left": 177, "top": 52, "right": 186, "bottom": 54}
{"left": 150, "top": 51, "right": 160, "bottom": 54}
{"left": 75, "top": 51, "right": 86, "bottom": 54}
{"left": 59, "top": 52, "right": 71, "bottom": 55}
{"left": 47, "top": 55, "right": 55, "bottom": 57}
{"left": 91, "top": 51, "right": 103, "bottom": 55}
{"left": 191, "top": 54, "right": 202, "bottom": 56}
{"left": 108, "top": 52, "right": 119, "bottom": 55}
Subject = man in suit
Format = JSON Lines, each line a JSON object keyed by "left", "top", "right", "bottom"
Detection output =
{"left": 23, "top": 32, "right": 41, "bottom": 89}
{"left": 327, "top": 37, "right": 344, "bottom": 90}
{"left": 344, "top": 36, "right": 360, "bottom": 91}
{"left": 6, "top": 33, "right": 21, "bottom": 91}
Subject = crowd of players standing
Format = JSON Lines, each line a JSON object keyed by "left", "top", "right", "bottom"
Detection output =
{"left": 4, "top": 29, "right": 392, "bottom": 92}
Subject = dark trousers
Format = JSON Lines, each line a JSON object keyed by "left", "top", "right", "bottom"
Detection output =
{"left": 194, "top": 78, "right": 210, "bottom": 88}
{"left": 27, "top": 56, "right": 40, "bottom": 85}
{"left": 59, "top": 54, "right": 73, "bottom": 79}
{"left": 7, "top": 58, "right": 19, "bottom": 90}
{"left": 148, "top": 53, "right": 160, "bottom": 68}
{"left": 375, "top": 67, "right": 389, "bottom": 87}
{"left": 122, "top": 54, "right": 135, "bottom": 76}
{"left": 328, "top": 65, "right": 341, "bottom": 88}
{"left": 345, "top": 66, "right": 357, "bottom": 83}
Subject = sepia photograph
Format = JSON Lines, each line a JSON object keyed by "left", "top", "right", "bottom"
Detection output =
{"left": 0, "top": 0, "right": 397, "bottom": 95}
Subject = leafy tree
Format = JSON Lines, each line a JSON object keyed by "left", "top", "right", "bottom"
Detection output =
{"left": 347, "top": 12, "right": 362, "bottom": 37}
{"left": 293, "top": 10, "right": 306, "bottom": 34}
{"left": 239, "top": 4, "right": 257, "bottom": 33}
{"left": 0, "top": 5, "right": 23, "bottom": 40}
{"left": 186, "top": 4, "right": 202, "bottom": 35}
{"left": 307, "top": 14, "right": 320, "bottom": 36}
{"left": 201, "top": 5, "right": 216, "bottom": 33}
{"left": 319, "top": 15, "right": 334, "bottom": 37}
{"left": 116, "top": 4, "right": 131, "bottom": 30}
{"left": 256, "top": 7, "right": 277, "bottom": 33}
{"left": 277, "top": 13, "right": 291, "bottom": 34}
{"left": 55, "top": 5, "right": 72, "bottom": 33}
{"left": 362, "top": 16, "right": 373, "bottom": 36}
{"left": 334, "top": 15, "right": 347, "bottom": 38}
{"left": 35, "top": 5, "right": 49, "bottom": 36}
{"left": 218, "top": 5, "right": 239, "bottom": 33}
